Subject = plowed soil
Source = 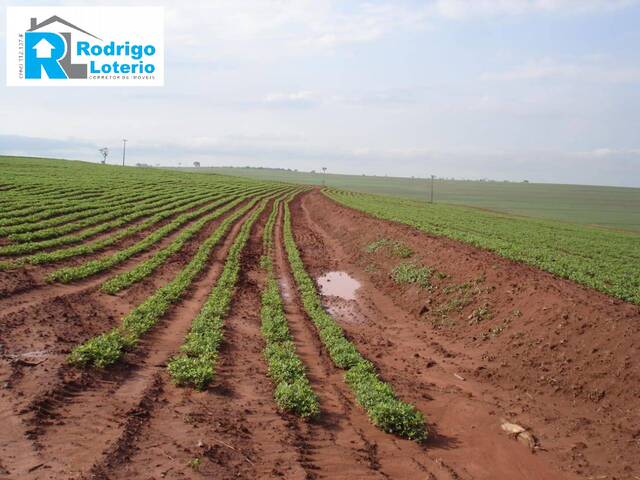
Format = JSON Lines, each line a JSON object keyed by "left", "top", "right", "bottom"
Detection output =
{"left": 1, "top": 190, "right": 638, "bottom": 480}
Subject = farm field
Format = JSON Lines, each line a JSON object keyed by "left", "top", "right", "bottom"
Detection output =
{"left": 180, "top": 165, "right": 640, "bottom": 231}
{"left": 0, "top": 156, "right": 639, "bottom": 480}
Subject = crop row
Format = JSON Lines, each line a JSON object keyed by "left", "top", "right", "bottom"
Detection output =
{"left": 0, "top": 188, "right": 207, "bottom": 248}
{"left": 6, "top": 190, "right": 200, "bottom": 242}
{"left": 0, "top": 187, "right": 104, "bottom": 217}
{"left": 0, "top": 182, "right": 168, "bottom": 222}
{"left": 0, "top": 186, "right": 164, "bottom": 228}
{"left": 42, "top": 184, "right": 275, "bottom": 278}
{"left": 49, "top": 195, "right": 244, "bottom": 284}
{"left": 167, "top": 196, "right": 272, "bottom": 389}
{"left": 0, "top": 189, "right": 220, "bottom": 258}
{"left": 0, "top": 187, "right": 132, "bottom": 221}
{"left": 0, "top": 194, "right": 221, "bottom": 270}
{"left": 0, "top": 186, "right": 172, "bottom": 234}
{"left": 258, "top": 194, "right": 320, "bottom": 417}
{"left": 67, "top": 194, "right": 271, "bottom": 368}
{"left": 97, "top": 187, "right": 288, "bottom": 293}
{"left": 282, "top": 200, "right": 427, "bottom": 441}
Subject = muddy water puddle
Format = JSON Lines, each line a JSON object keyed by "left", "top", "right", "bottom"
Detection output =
{"left": 317, "top": 271, "right": 360, "bottom": 300}
{"left": 317, "top": 271, "right": 365, "bottom": 324}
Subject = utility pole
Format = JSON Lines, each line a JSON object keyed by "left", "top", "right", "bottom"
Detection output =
{"left": 322, "top": 167, "right": 327, "bottom": 186}
{"left": 429, "top": 175, "right": 435, "bottom": 203}
{"left": 122, "top": 139, "right": 127, "bottom": 166}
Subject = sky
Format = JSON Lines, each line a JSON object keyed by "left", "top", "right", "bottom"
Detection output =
{"left": 1, "top": 0, "right": 640, "bottom": 187}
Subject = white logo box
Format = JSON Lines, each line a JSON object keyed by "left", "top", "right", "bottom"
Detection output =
{"left": 6, "top": 6, "right": 164, "bottom": 87}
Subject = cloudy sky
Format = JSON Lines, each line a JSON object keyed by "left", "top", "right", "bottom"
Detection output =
{"left": 1, "top": 0, "right": 640, "bottom": 186}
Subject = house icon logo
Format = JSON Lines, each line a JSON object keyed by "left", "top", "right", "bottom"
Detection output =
{"left": 25, "top": 15, "right": 102, "bottom": 79}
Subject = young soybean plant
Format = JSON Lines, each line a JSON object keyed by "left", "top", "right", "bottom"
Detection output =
{"left": 23, "top": 188, "right": 242, "bottom": 266}
{"left": 97, "top": 185, "right": 284, "bottom": 293}
{"left": 67, "top": 195, "right": 268, "bottom": 368}
{"left": 167, "top": 197, "right": 273, "bottom": 389}
{"left": 259, "top": 194, "right": 320, "bottom": 417}
{"left": 0, "top": 189, "right": 214, "bottom": 257}
{"left": 282, "top": 199, "right": 427, "bottom": 442}
{"left": 49, "top": 193, "right": 242, "bottom": 284}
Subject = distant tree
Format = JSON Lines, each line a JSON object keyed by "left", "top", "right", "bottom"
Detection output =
{"left": 98, "top": 147, "right": 108, "bottom": 164}
{"left": 522, "top": 179, "right": 530, "bottom": 183}
{"left": 193, "top": 161, "right": 200, "bottom": 168}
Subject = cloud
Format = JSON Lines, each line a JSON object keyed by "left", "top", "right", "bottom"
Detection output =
{"left": 578, "top": 147, "right": 640, "bottom": 158}
{"left": 0, "top": 0, "right": 428, "bottom": 64}
{"left": 258, "top": 87, "right": 424, "bottom": 110}
{"left": 163, "top": 0, "right": 430, "bottom": 61}
{"left": 163, "top": 0, "right": 638, "bottom": 61}
{"left": 434, "top": 0, "right": 640, "bottom": 19}
{"left": 262, "top": 91, "right": 318, "bottom": 108}
{"left": 482, "top": 58, "right": 640, "bottom": 83}
{"left": 338, "top": 87, "right": 424, "bottom": 107}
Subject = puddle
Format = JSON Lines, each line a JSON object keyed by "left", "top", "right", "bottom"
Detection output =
{"left": 317, "top": 271, "right": 360, "bottom": 301}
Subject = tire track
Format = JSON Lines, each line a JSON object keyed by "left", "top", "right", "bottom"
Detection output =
{"left": 0, "top": 396, "right": 43, "bottom": 478}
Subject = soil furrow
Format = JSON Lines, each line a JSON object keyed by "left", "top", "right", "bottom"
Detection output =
{"left": 86, "top": 372, "right": 165, "bottom": 480}
{"left": 0, "top": 203, "right": 258, "bottom": 479}
{"left": 274, "top": 203, "right": 457, "bottom": 480}
{"left": 106, "top": 197, "right": 308, "bottom": 479}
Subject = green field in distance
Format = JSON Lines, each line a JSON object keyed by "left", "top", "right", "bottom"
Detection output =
{"left": 181, "top": 166, "right": 640, "bottom": 231}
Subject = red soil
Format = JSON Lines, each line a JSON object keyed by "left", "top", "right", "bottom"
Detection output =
{"left": 0, "top": 190, "right": 637, "bottom": 480}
